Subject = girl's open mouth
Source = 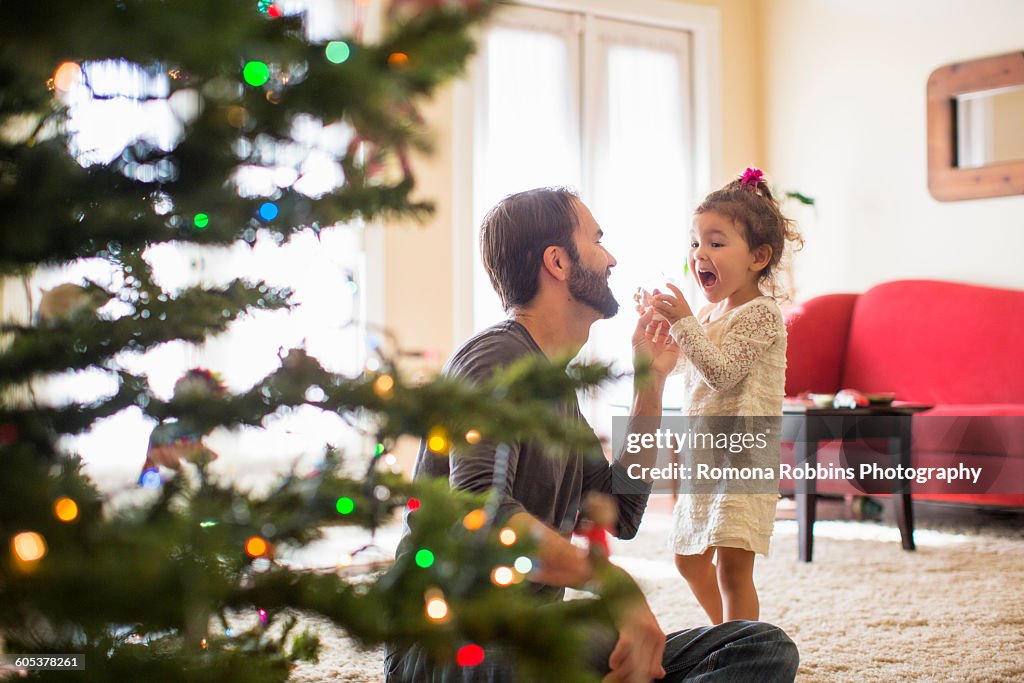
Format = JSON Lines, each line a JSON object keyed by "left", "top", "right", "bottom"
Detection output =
{"left": 698, "top": 270, "right": 718, "bottom": 288}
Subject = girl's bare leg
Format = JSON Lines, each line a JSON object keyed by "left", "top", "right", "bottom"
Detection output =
{"left": 716, "top": 546, "right": 759, "bottom": 622}
{"left": 674, "top": 549, "right": 723, "bottom": 625}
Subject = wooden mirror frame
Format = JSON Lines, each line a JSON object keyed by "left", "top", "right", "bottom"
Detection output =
{"left": 927, "top": 51, "right": 1024, "bottom": 201}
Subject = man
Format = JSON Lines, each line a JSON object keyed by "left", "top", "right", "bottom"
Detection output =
{"left": 384, "top": 188, "right": 799, "bottom": 682}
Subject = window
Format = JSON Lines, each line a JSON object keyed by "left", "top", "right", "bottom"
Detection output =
{"left": 460, "top": 1, "right": 720, "bottom": 438}
{"left": 8, "top": 0, "right": 382, "bottom": 490}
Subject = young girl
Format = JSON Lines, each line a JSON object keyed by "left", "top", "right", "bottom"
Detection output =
{"left": 647, "top": 167, "right": 802, "bottom": 624}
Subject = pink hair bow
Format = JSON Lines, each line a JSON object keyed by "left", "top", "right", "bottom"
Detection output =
{"left": 741, "top": 167, "right": 764, "bottom": 187}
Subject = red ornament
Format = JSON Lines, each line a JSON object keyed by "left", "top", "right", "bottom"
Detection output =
{"left": 407, "top": 498, "right": 421, "bottom": 511}
{"left": 456, "top": 644, "right": 484, "bottom": 667}
{"left": 267, "top": 4, "right": 282, "bottom": 17}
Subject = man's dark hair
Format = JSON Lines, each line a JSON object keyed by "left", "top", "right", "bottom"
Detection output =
{"left": 479, "top": 187, "right": 580, "bottom": 311}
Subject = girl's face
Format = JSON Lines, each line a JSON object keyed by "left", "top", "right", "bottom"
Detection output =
{"left": 688, "top": 210, "right": 769, "bottom": 304}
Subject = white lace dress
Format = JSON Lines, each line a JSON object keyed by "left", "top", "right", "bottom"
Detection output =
{"left": 666, "top": 295, "right": 787, "bottom": 556}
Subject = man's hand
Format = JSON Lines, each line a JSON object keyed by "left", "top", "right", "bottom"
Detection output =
{"left": 604, "top": 592, "right": 667, "bottom": 682}
{"left": 649, "top": 283, "right": 693, "bottom": 325}
{"left": 632, "top": 307, "right": 681, "bottom": 382}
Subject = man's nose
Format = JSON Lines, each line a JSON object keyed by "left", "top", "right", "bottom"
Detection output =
{"left": 606, "top": 249, "right": 617, "bottom": 268}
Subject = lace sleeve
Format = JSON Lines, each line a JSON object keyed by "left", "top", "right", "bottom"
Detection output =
{"left": 668, "top": 302, "right": 781, "bottom": 392}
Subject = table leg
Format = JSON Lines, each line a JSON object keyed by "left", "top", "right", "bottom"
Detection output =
{"left": 890, "top": 418, "right": 916, "bottom": 551}
{"left": 796, "top": 437, "right": 818, "bottom": 562}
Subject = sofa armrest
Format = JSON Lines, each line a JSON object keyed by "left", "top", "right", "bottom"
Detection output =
{"left": 784, "top": 293, "right": 859, "bottom": 395}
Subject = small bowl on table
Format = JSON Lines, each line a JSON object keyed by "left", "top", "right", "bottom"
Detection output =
{"left": 865, "top": 392, "right": 896, "bottom": 406}
{"left": 808, "top": 393, "right": 835, "bottom": 408}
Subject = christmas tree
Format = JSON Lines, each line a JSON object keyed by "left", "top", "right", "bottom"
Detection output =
{"left": 0, "top": 1, "right": 626, "bottom": 680}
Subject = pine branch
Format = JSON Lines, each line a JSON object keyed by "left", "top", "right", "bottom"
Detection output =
{"left": 0, "top": 280, "right": 292, "bottom": 384}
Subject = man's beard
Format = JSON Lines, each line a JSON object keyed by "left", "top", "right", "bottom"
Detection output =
{"left": 568, "top": 257, "right": 619, "bottom": 319}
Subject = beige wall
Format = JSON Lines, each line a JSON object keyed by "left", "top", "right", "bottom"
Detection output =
{"left": 684, "top": 0, "right": 764, "bottom": 181}
{"left": 383, "top": 0, "right": 763, "bottom": 359}
{"left": 761, "top": 0, "right": 1024, "bottom": 301}
{"left": 381, "top": 89, "right": 458, "bottom": 366}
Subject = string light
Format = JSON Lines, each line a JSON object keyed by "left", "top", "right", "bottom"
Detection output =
{"left": 490, "top": 566, "right": 514, "bottom": 586}
{"left": 462, "top": 509, "right": 487, "bottom": 531}
{"left": 456, "top": 644, "right": 485, "bottom": 667}
{"left": 499, "top": 528, "right": 517, "bottom": 546}
{"left": 407, "top": 498, "right": 421, "bottom": 511}
{"left": 337, "top": 553, "right": 353, "bottom": 568}
{"left": 325, "top": 41, "right": 351, "bottom": 64}
{"left": 427, "top": 427, "right": 448, "bottom": 454}
{"left": 53, "top": 62, "right": 82, "bottom": 92}
{"left": 140, "top": 468, "right": 162, "bottom": 489}
{"left": 266, "top": 4, "right": 282, "bottom": 17}
{"left": 12, "top": 532, "right": 47, "bottom": 562}
{"left": 374, "top": 442, "right": 386, "bottom": 457}
{"left": 258, "top": 608, "right": 268, "bottom": 626}
{"left": 426, "top": 596, "right": 448, "bottom": 621}
{"left": 514, "top": 556, "right": 533, "bottom": 574}
{"left": 374, "top": 374, "right": 394, "bottom": 399}
{"left": 258, "top": 202, "right": 278, "bottom": 221}
{"left": 245, "top": 536, "right": 268, "bottom": 557}
{"left": 200, "top": 638, "right": 208, "bottom": 649}
{"left": 336, "top": 497, "right": 355, "bottom": 515}
{"left": 465, "top": 429, "right": 481, "bottom": 445}
{"left": 54, "top": 497, "right": 79, "bottom": 522}
{"left": 388, "top": 52, "right": 409, "bottom": 68}
{"left": 243, "top": 61, "right": 270, "bottom": 87}
{"left": 226, "top": 105, "right": 248, "bottom": 128}
{"left": 193, "top": 213, "right": 209, "bottom": 229}
{"left": 414, "top": 549, "right": 434, "bottom": 568}
{"left": 383, "top": 453, "right": 397, "bottom": 466}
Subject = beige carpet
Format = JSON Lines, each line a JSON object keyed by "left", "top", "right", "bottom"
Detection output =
{"left": 288, "top": 504, "right": 1024, "bottom": 682}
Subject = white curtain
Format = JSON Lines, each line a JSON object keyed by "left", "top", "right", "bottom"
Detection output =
{"left": 472, "top": 7, "right": 581, "bottom": 329}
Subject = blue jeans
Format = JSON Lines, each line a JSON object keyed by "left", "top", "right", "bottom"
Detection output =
{"left": 384, "top": 620, "right": 798, "bottom": 682}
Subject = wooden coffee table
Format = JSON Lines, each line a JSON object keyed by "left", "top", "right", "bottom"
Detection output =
{"left": 781, "top": 403, "right": 933, "bottom": 562}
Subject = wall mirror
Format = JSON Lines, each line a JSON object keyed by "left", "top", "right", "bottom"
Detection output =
{"left": 927, "top": 51, "right": 1024, "bottom": 201}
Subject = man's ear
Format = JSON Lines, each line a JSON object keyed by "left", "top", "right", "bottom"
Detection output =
{"left": 750, "top": 245, "right": 772, "bottom": 273}
{"left": 542, "top": 245, "right": 571, "bottom": 282}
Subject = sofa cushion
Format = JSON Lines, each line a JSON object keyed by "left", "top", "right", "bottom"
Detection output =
{"left": 841, "top": 280, "right": 1024, "bottom": 404}
{"left": 914, "top": 405, "right": 1024, "bottom": 458}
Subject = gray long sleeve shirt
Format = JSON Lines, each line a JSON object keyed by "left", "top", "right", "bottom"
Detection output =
{"left": 403, "top": 320, "right": 651, "bottom": 599}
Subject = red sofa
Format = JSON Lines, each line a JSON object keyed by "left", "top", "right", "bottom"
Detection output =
{"left": 782, "top": 279, "right": 1024, "bottom": 508}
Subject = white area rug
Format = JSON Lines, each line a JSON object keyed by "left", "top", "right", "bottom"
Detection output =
{"left": 288, "top": 507, "right": 1024, "bottom": 682}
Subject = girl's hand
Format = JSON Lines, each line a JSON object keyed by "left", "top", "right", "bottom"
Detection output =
{"left": 650, "top": 283, "right": 693, "bottom": 324}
